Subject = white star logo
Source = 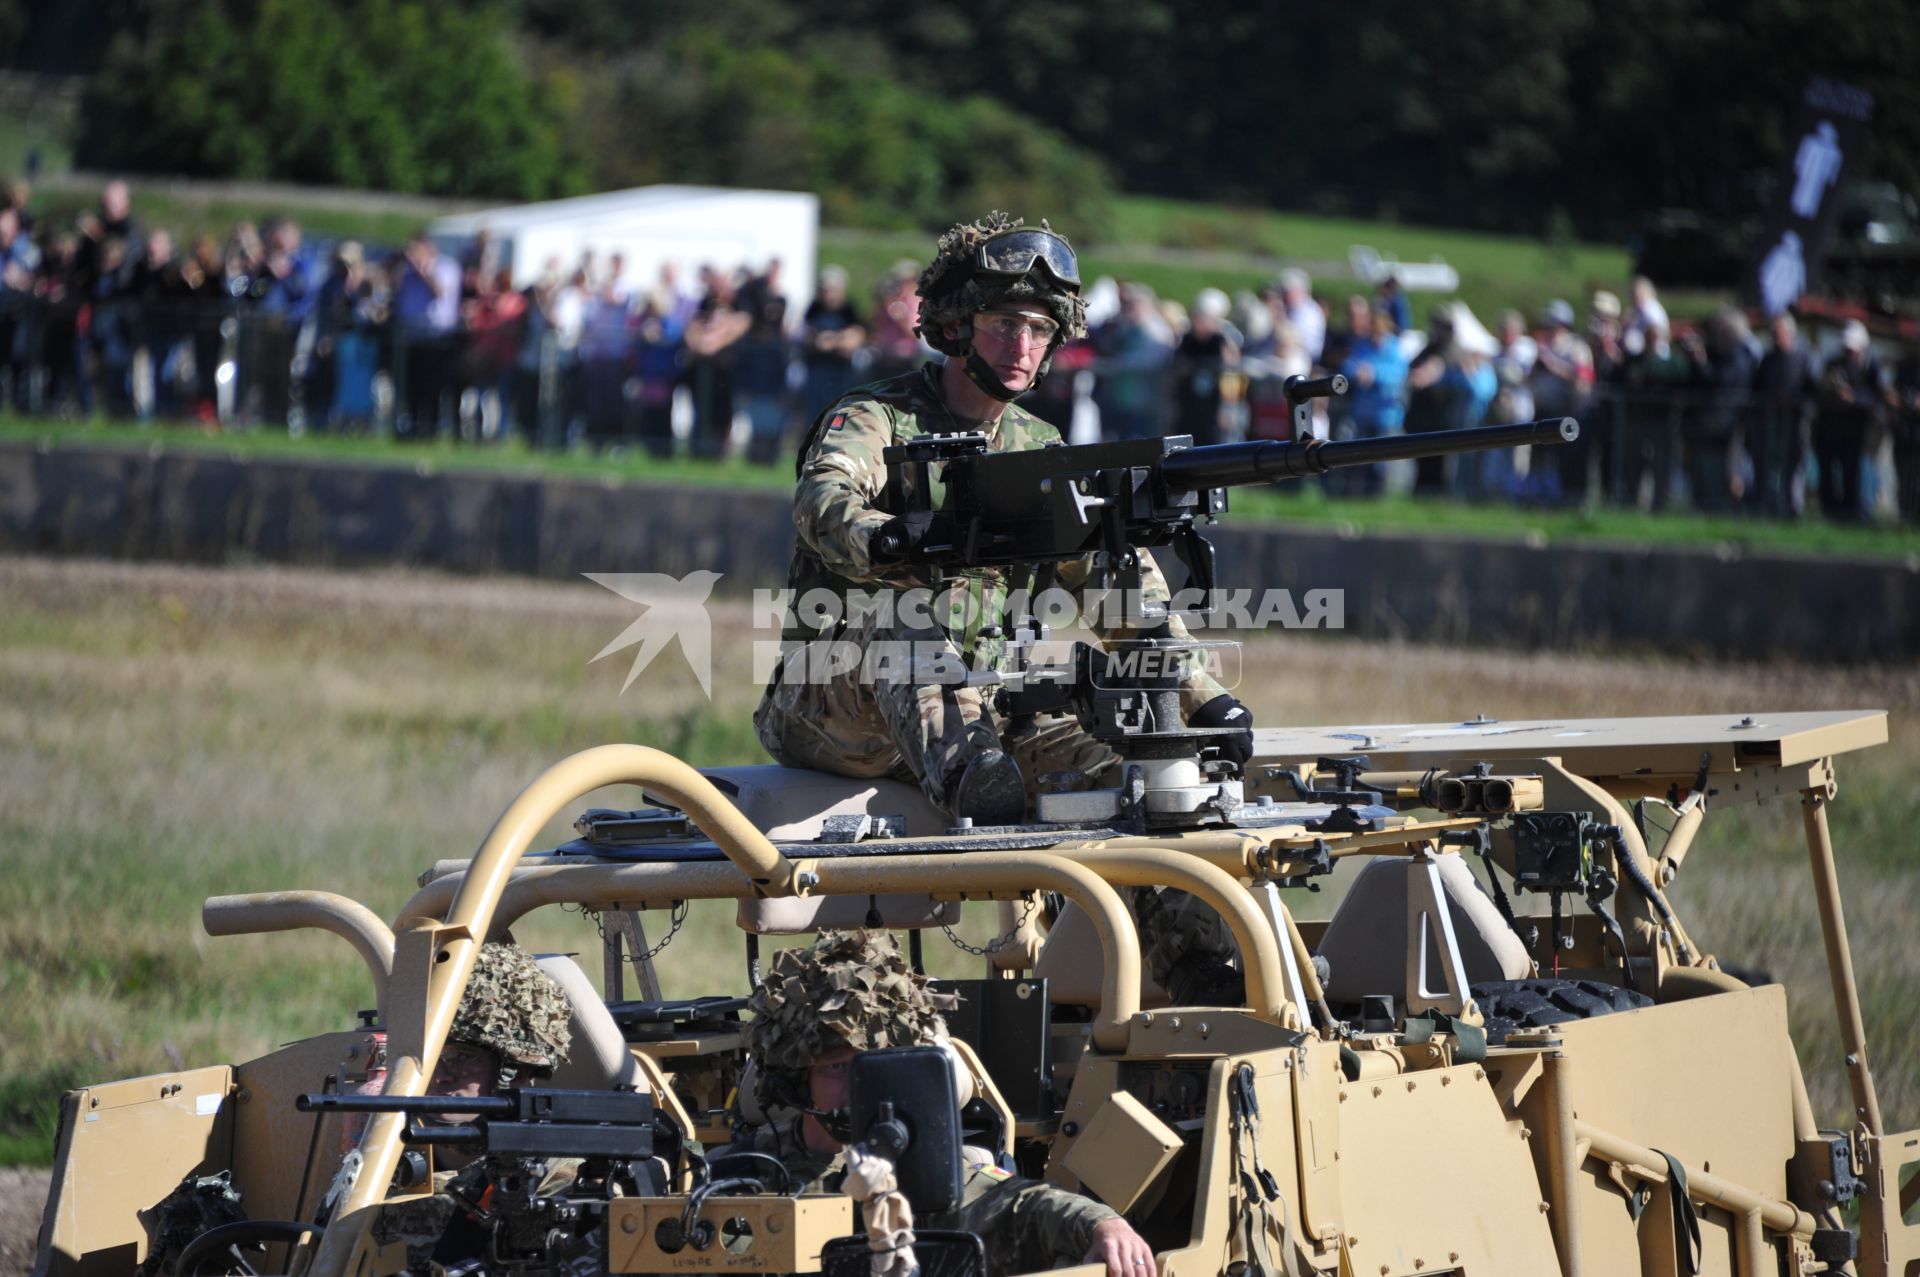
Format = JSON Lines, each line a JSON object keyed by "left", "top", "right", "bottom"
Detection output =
{"left": 584, "top": 571, "right": 723, "bottom": 696}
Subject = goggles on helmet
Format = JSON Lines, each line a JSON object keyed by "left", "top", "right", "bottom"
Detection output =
{"left": 974, "top": 228, "right": 1081, "bottom": 289}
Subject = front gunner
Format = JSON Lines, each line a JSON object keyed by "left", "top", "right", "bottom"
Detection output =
{"left": 754, "top": 212, "right": 1253, "bottom": 828}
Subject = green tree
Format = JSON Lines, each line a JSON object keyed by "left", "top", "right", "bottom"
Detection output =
{"left": 77, "top": 0, "right": 586, "bottom": 200}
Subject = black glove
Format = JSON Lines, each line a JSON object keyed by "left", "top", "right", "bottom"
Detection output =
{"left": 869, "top": 511, "right": 945, "bottom": 564}
{"left": 1191, "top": 693, "right": 1255, "bottom": 767}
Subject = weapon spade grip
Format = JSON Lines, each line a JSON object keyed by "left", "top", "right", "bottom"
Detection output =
{"left": 1283, "top": 373, "right": 1349, "bottom": 404}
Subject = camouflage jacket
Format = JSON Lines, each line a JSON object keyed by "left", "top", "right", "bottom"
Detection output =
{"left": 786, "top": 363, "right": 1226, "bottom": 702}
{"left": 784, "top": 1147, "right": 1116, "bottom": 1277}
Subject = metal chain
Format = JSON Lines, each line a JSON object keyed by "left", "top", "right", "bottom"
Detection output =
{"left": 562, "top": 900, "right": 689, "bottom": 961}
{"left": 639, "top": 901, "right": 690, "bottom": 960}
{"left": 941, "top": 893, "right": 1039, "bottom": 957}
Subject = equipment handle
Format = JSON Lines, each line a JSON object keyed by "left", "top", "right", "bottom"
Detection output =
{"left": 1283, "top": 373, "right": 1349, "bottom": 404}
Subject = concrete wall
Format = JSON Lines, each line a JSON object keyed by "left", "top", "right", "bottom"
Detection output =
{"left": 2, "top": 443, "right": 1913, "bottom": 662}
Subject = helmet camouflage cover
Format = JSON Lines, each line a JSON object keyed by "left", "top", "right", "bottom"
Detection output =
{"left": 916, "top": 211, "right": 1088, "bottom": 358}
{"left": 745, "top": 930, "right": 958, "bottom": 1108}
{"left": 448, "top": 942, "right": 573, "bottom": 1076}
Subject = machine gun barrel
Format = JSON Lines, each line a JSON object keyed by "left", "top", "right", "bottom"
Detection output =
{"left": 298, "top": 1092, "right": 518, "bottom": 1117}
{"left": 1158, "top": 416, "right": 1579, "bottom": 490}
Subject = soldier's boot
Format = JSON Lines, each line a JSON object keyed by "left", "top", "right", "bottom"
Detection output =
{"left": 947, "top": 749, "right": 1027, "bottom": 826}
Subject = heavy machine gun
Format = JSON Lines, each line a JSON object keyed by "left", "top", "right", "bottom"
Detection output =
{"left": 872, "top": 377, "right": 1580, "bottom": 829}
{"left": 293, "top": 1089, "right": 671, "bottom": 1277}
{"left": 875, "top": 374, "right": 1579, "bottom": 610}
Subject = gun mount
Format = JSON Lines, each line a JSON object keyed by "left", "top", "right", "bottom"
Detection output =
{"left": 877, "top": 380, "right": 1580, "bottom": 829}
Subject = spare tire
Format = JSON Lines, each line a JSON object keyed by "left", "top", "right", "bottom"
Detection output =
{"left": 1470, "top": 978, "right": 1653, "bottom": 1043}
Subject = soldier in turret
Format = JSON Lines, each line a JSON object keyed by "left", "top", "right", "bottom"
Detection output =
{"left": 754, "top": 211, "right": 1253, "bottom": 829}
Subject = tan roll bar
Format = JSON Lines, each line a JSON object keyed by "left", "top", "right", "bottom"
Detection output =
{"left": 202, "top": 891, "right": 397, "bottom": 1020}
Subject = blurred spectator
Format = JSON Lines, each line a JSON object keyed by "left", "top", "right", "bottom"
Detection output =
{"left": 1374, "top": 274, "right": 1412, "bottom": 335}
{"left": 1528, "top": 300, "right": 1594, "bottom": 500}
{"left": 1619, "top": 319, "right": 1694, "bottom": 510}
{"left": 462, "top": 266, "right": 526, "bottom": 442}
{"left": 162, "top": 233, "right": 225, "bottom": 420}
{"left": 1813, "top": 320, "right": 1886, "bottom": 520}
{"left": 1622, "top": 275, "right": 1670, "bottom": 358}
{"left": 867, "top": 262, "right": 925, "bottom": 379}
{"left": 5, "top": 177, "right": 34, "bottom": 237}
{"left": 390, "top": 233, "right": 463, "bottom": 439}
{"left": 1681, "top": 307, "right": 1757, "bottom": 512}
{"left": 126, "top": 228, "right": 184, "bottom": 417}
{"left": 0, "top": 205, "right": 40, "bottom": 408}
{"left": 224, "top": 220, "right": 265, "bottom": 304}
{"left": 33, "top": 231, "right": 83, "bottom": 414}
{"left": 248, "top": 218, "right": 312, "bottom": 426}
{"left": 1242, "top": 292, "right": 1310, "bottom": 444}
{"left": 1093, "top": 282, "right": 1173, "bottom": 441}
{"left": 1447, "top": 304, "right": 1503, "bottom": 499}
{"left": 801, "top": 264, "right": 864, "bottom": 423}
{"left": 632, "top": 284, "right": 684, "bottom": 458}
{"left": 1276, "top": 268, "right": 1325, "bottom": 364}
{"left": 1750, "top": 312, "right": 1818, "bottom": 517}
{"left": 1587, "top": 291, "right": 1626, "bottom": 382}
{"left": 310, "top": 241, "right": 380, "bottom": 429}
{"left": 1483, "top": 309, "right": 1537, "bottom": 499}
{"left": 73, "top": 179, "right": 137, "bottom": 298}
{"left": 734, "top": 259, "right": 792, "bottom": 465}
{"left": 88, "top": 237, "right": 137, "bottom": 416}
{"left": 683, "top": 267, "right": 750, "bottom": 459}
{"left": 1172, "top": 288, "right": 1238, "bottom": 447}
{"left": 1329, "top": 299, "right": 1407, "bottom": 495}
{"left": 580, "top": 257, "right": 634, "bottom": 446}
{"left": 1405, "top": 306, "right": 1465, "bottom": 495}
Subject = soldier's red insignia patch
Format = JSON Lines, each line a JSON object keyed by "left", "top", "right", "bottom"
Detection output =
{"left": 829, "top": 413, "right": 847, "bottom": 430}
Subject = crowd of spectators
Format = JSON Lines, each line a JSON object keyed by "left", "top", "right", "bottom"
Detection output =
{"left": 4, "top": 178, "right": 1918, "bottom": 522}
{"left": 1072, "top": 270, "right": 1920, "bottom": 523}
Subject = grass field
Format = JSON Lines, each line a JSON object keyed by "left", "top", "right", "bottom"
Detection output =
{"left": 1, "top": 554, "right": 1916, "bottom": 1167}
{"left": 10, "top": 416, "right": 1920, "bottom": 562}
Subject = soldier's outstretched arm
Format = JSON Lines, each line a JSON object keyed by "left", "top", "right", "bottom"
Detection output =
{"left": 793, "top": 402, "right": 897, "bottom": 582}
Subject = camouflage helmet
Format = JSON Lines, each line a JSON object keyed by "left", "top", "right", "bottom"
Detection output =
{"left": 744, "top": 930, "right": 958, "bottom": 1110}
{"left": 915, "top": 211, "right": 1088, "bottom": 359}
{"left": 448, "top": 942, "right": 573, "bottom": 1077}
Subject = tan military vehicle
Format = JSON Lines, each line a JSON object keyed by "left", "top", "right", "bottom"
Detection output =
{"left": 31, "top": 707, "right": 1918, "bottom": 1277}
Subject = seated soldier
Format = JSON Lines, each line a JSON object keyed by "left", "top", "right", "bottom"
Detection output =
{"left": 739, "top": 930, "right": 1159, "bottom": 1277}
{"left": 425, "top": 941, "right": 575, "bottom": 1113}
{"left": 372, "top": 943, "right": 582, "bottom": 1266}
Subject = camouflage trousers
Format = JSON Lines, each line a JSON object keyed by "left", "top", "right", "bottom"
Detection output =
{"left": 754, "top": 618, "right": 1239, "bottom": 998}
{"left": 753, "top": 615, "right": 1118, "bottom": 818}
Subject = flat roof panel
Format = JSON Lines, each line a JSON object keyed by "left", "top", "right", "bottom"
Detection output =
{"left": 1251, "top": 709, "right": 1888, "bottom": 778}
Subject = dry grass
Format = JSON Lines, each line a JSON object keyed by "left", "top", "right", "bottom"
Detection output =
{"left": 1, "top": 556, "right": 1916, "bottom": 1165}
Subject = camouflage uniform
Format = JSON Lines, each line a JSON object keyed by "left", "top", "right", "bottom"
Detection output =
{"left": 783, "top": 1148, "right": 1116, "bottom": 1277}
{"left": 739, "top": 931, "right": 1119, "bottom": 1277}
{"left": 755, "top": 211, "right": 1243, "bottom": 1000}
{"left": 752, "top": 362, "right": 1229, "bottom": 816}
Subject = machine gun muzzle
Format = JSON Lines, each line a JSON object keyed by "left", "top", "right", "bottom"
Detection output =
{"left": 1158, "top": 416, "right": 1580, "bottom": 490}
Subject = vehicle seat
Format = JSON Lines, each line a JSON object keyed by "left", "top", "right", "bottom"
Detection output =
{"left": 1033, "top": 902, "right": 1171, "bottom": 1009}
{"left": 693, "top": 765, "right": 949, "bottom": 840}
{"left": 1316, "top": 853, "right": 1532, "bottom": 1006}
{"left": 535, "top": 953, "right": 648, "bottom": 1091}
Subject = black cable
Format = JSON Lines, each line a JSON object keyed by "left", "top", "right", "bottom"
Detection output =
{"left": 1598, "top": 823, "right": 1694, "bottom": 964}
